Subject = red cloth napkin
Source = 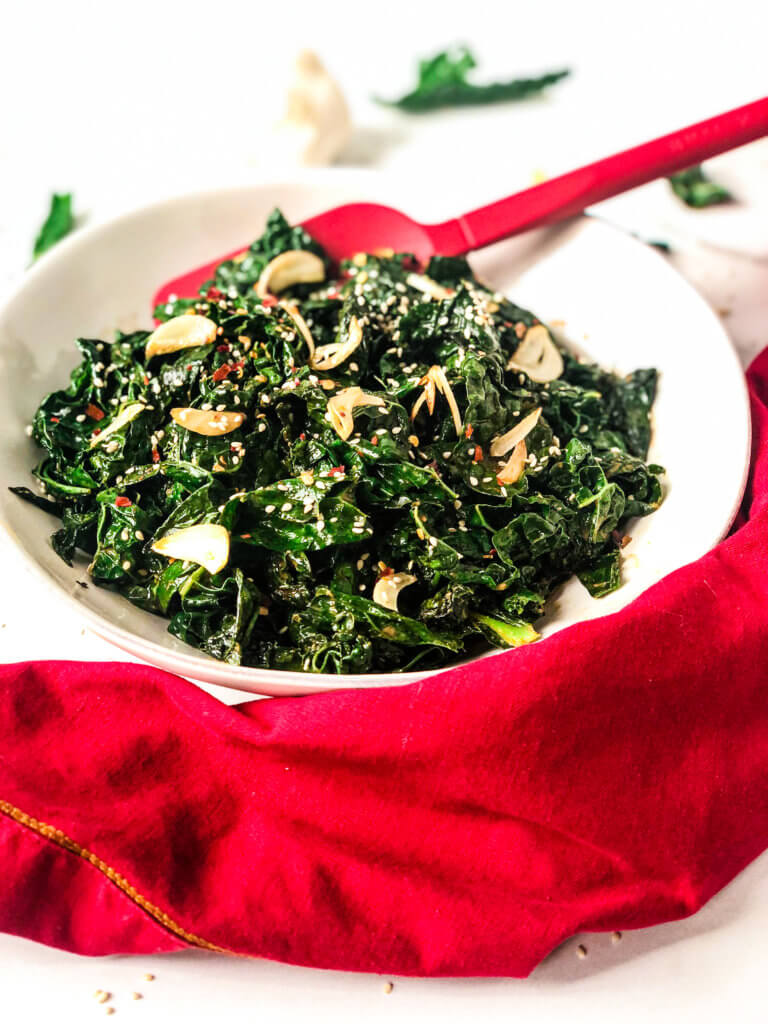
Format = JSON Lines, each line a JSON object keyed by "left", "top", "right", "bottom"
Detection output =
{"left": 2, "top": 352, "right": 768, "bottom": 978}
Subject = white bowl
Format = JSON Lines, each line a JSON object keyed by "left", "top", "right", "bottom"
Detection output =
{"left": 0, "top": 179, "right": 750, "bottom": 696}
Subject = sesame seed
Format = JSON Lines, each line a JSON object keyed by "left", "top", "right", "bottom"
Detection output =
{"left": 469, "top": 475, "right": 479, "bottom": 486}
{"left": 281, "top": 502, "right": 292, "bottom": 512}
{"left": 121, "top": 560, "right": 131, "bottom": 571}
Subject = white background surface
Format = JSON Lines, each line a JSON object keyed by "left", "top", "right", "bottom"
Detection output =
{"left": 1, "top": 0, "right": 768, "bottom": 1020}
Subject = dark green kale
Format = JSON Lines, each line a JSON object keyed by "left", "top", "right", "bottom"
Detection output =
{"left": 378, "top": 47, "right": 570, "bottom": 113}
{"left": 33, "top": 193, "right": 74, "bottom": 260}
{"left": 668, "top": 165, "right": 733, "bottom": 208}
{"left": 13, "top": 209, "right": 663, "bottom": 674}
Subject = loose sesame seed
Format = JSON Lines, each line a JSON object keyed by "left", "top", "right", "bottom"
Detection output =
{"left": 265, "top": 504, "right": 275, "bottom": 513}
{"left": 469, "top": 475, "right": 479, "bottom": 486}
{"left": 281, "top": 502, "right": 292, "bottom": 512}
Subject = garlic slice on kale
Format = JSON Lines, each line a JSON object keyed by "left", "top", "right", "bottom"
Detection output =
{"left": 151, "top": 524, "right": 230, "bottom": 575}
{"left": 489, "top": 407, "right": 542, "bottom": 457}
{"left": 496, "top": 440, "right": 528, "bottom": 485}
{"left": 327, "top": 386, "right": 385, "bottom": 440}
{"left": 145, "top": 315, "right": 217, "bottom": 360}
{"left": 255, "top": 250, "right": 325, "bottom": 299}
{"left": 170, "top": 408, "right": 246, "bottom": 436}
{"left": 373, "top": 571, "right": 417, "bottom": 612}
{"left": 89, "top": 402, "right": 145, "bottom": 448}
{"left": 507, "top": 325, "right": 563, "bottom": 383}
{"left": 405, "top": 273, "right": 454, "bottom": 301}
{"left": 310, "top": 314, "right": 363, "bottom": 371}
{"left": 410, "top": 366, "right": 462, "bottom": 436}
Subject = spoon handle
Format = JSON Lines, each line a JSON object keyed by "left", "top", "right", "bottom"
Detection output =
{"left": 427, "top": 97, "right": 768, "bottom": 256}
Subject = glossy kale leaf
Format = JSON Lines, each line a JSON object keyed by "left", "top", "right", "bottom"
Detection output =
{"left": 668, "top": 165, "right": 733, "bottom": 208}
{"left": 378, "top": 47, "right": 570, "bottom": 113}
{"left": 33, "top": 193, "right": 74, "bottom": 260}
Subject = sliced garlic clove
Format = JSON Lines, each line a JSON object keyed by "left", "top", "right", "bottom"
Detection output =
{"left": 170, "top": 408, "right": 246, "bottom": 436}
{"left": 310, "top": 314, "right": 363, "bottom": 371}
{"left": 431, "top": 366, "right": 463, "bottom": 437}
{"left": 151, "top": 524, "right": 230, "bottom": 575}
{"left": 410, "top": 365, "right": 462, "bottom": 437}
{"left": 145, "top": 315, "right": 218, "bottom": 360}
{"left": 280, "top": 300, "right": 316, "bottom": 361}
{"left": 327, "top": 386, "right": 385, "bottom": 440}
{"left": 255, "top": 250, "right": 325, "bottom": 299}
{"left": 489, "top": 407, "right": 542, "bottom": 457}
{"left": 89, "top": 402, "right": 146, "bottom": 448}
{"left": 507, "top": 324, "right": 564, "bottom": 383}
{"left": 372, "top": 572, "right": 417, "bottom": 612}
{"left": 405, "top": 273, "right": 453, "bottom": 301}
{"left": 496, "top": 440, "right": 528, "bottom": 485}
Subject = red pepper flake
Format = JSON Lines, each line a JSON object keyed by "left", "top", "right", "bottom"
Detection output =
{"left": 261, "top": 295, "right": 278, "bottom": 308}
{"left": 186, "top": 364, "right": 194, "bottom": 371}
{"left": 298, "top": 432, "right": 306, "bottom": 441}
{"left": 327, "top": 290, "right": 341, "bottom": 300}
{"left": 50, "top": 416, "right": 60, "bottom": 424}
{"left": 206, "top": 286, "right": 224, "bottom": 300}
{"left": 240, "top": 533, "right": 252, "bottom": 540}
{"left": 91, "top": 427, "right": 102, "bottom": 437}
{"left": 115, "top": 496, "right": 132, "bottom": 507}
{"left": 465, "top": 423, "right": 474, "bottom": 439}
{"left": 371, "top": 435, "right": 379, "bottom": 446}
{"left": 328, "top": 465, "right": 346, "bottom": 477}
{"left": 473, "top": 445, "right": 483, "bottom": 463}
{"left": 212, "top": 364, "right": 232, "bottom": 383}
{"left": 152, "top": 448, "right": 161, "bottom": 463}
{"left": 216, "top": 343, "right": 231, "bottom": 353}
{"left": 143, "top": 375, "right": 150, "bottom": 385}
{"left": 85, "top": 403, "right": 105, "bottom": 421}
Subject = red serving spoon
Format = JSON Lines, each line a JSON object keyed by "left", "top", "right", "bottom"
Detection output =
{"left": 154, "top": 97, "right": 768, "bottom": 309}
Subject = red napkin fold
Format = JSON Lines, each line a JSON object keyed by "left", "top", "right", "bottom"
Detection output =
{"left": 2, "top": 352, "right": 768, "bottom": 977}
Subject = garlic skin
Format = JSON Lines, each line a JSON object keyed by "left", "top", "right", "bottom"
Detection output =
{"left": 273, "top": 51, "right": 352, "bottom": 166}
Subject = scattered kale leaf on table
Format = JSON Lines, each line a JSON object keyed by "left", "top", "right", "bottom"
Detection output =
{"left": 13, "top": 208, "right": 664, "bottom": 674}
{"left": 668, "top": 165, "right": 733, "bottom": 208}
{"left": 377, "top": 46, "right": 570, "bottom": 113}
{"left": 32, "top": 193, "right": 75, "bottom": 260}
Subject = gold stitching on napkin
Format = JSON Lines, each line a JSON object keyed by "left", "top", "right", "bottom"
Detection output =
{"left": 0, "top": 798, "right": 233, "bottom": 954}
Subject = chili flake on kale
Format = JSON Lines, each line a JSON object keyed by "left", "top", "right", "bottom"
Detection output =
{"left": 12, "top": 209, "right": 663, "bottom": 674}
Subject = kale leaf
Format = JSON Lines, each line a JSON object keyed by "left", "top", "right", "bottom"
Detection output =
{"left": 33, "top": 193, "right": 74, "bottom": 260}
{"left": 378, "top": 47, "right": 570, "bottom": 113}
{"left": 668, "top": 165, "right": 733, "bottom": 208}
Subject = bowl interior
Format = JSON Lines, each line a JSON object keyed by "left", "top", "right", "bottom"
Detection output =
{"left": 0, "top": 181, "right": 750, "bottom": 696}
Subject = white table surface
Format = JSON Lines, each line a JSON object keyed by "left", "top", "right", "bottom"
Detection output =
{"left": 2, "top": 1, "right": 768, "bottom": 1019}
